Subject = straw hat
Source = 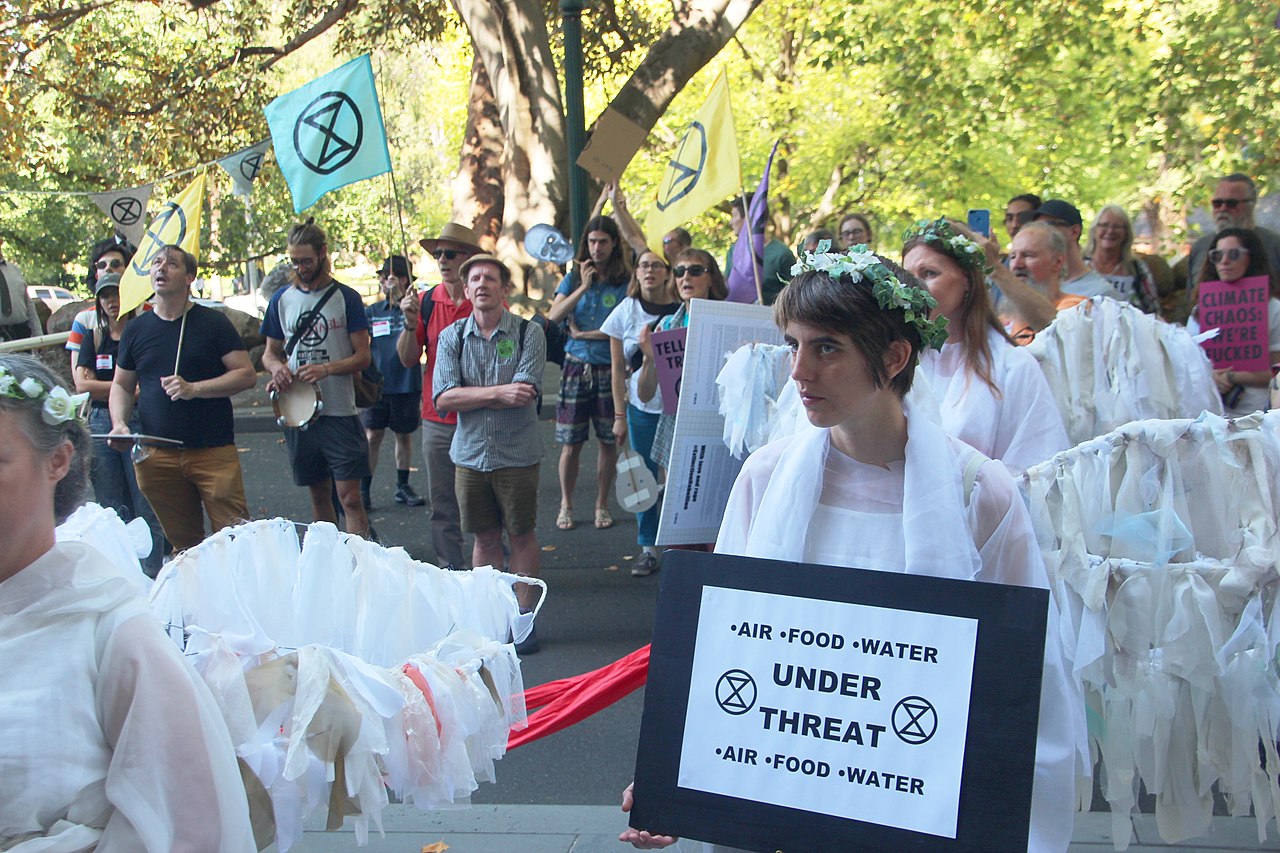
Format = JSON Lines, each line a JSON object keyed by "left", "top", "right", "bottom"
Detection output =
{"left": 419, "top": 223, "right": 483, "bottom": 254}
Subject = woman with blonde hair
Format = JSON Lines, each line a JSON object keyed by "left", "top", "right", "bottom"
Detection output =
{"left": 1083, "top": 204, "right": 1158, "bottom": 313}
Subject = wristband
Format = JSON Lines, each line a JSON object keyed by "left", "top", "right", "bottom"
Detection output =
{"left": 614, "top": 413, "right": 626, "bottom": 419}
{"left": 404, "top": 323, "right": 417, "bottom": 331}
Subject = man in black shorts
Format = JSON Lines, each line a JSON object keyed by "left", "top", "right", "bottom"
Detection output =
{"left": 261, "top": 219, "right": 374, "bottom": 537}
{"left": 360, "top": 255, "right": 425, "bottom": 509}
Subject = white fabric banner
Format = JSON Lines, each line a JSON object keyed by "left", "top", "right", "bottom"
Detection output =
{"left": 88, "top": 183, "right": 153, "bottom": 246}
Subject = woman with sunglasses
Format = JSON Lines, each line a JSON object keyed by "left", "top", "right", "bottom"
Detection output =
{"left": 621, "top": 248, "right": 1078, "bottom": 852}
{"left": 636, "top": 249, "right": 729, "bottom": 473}
{"left": 548, "top": 216, "right": 632, "bottom": 530}
{"left": 72, "top": 272, "right": 166, "bottom": 575}
{"left": 66, "top": 237, "right": 136, "bottom": 375}
{"left": 902, "top": 219, "right": 1068, "bottom": 474}
{"left": 1187, "top": 227, "right": 1280, "bottom": 416}
{"left": 601, "top": 250, "right": 679, "bottom": 576}
{"left": 1082, "top": 205, "right": 1159, "bottom": 314}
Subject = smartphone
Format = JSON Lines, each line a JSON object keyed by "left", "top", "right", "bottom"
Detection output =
{"left": 967, "top": 208, "right": 991, "bottom": 238}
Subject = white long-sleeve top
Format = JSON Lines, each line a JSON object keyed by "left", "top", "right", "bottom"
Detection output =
{"left": 0, "top": 541, "right": 254, "bottom": 852}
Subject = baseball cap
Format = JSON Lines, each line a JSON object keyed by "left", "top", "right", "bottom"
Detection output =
{"left": 1032, "top": 200, "right": 1083, "bottom": 227}
{"left": 93, "top": 272, "right": 122, "bottom": 295}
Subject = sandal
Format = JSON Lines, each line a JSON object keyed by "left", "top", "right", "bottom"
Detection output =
{"left": 556, "top": 506, "right": 576, "bottom": 530}
{"left": 594, "top": 508, "right": 614, "bottom": 529}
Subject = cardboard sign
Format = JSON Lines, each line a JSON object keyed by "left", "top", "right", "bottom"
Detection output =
{"left": 650, "top": 326, "right": 686, "bottom": 416}
{"left": 631, "top": 550, "right": 1047, "bottom": 852}
{"left": 576, "top": 107, "right": 648, "bottom": 182}
{"left": 1197, "top": 275, "right": 1271, "bottom": 372}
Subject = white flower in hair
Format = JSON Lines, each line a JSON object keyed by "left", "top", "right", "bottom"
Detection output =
{"left": 42, "top": 385, "right": 89, "bottom": 425}
{"left": 19, "top": 377, "right": 43, "bottom": 398}
{"left": 0, "top": 372, "right": 12, "bottom": 395}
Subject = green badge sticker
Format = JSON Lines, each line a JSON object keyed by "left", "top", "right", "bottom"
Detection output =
{"left": 603, "top": 293, "right": 618, "bottom": 308}
{"left": 497, "top": 339, "right": 516, "bottom": 359}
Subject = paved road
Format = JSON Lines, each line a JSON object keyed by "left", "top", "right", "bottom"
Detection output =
{"left": 231, "top": 400, "right": 657, "bottom": 808}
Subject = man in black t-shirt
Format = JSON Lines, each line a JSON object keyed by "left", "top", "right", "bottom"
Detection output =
{"left": 109, "top": 245, "right": 256, "bottom": 552}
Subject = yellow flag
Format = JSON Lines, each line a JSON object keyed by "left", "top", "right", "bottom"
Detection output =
{"left": 644, "top": 69, "right": 740, "bottom": 255}
{"left": 118, "top": 173, "right": 207, "bottom": 314}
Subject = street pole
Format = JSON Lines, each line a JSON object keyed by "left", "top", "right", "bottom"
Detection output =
{"left": 561, "top": 0, "right": 590, "bottom": 243}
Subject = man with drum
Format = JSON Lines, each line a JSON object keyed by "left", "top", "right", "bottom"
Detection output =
{"left": 108, "top": 245, "right": 256, "bottom": 552}
{"left": 396, "top": 222, "right": 482, "bottom": 570}
{"left": 261, "top": 219, "right": 374, "bottom": 538}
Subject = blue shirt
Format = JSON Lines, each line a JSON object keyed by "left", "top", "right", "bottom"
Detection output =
{"left": 555, "top": 272, "right": 628, "bottom": 365}
{"left": 365, "top": 298, "right": 421, "bottom": 396}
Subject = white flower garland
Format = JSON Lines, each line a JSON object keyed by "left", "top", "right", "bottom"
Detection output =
{"left": 0, "top": 365, "right": 91, "bottom": 424}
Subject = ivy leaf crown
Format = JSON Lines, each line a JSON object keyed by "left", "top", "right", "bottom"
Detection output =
{"left": 790, "top": 240, "right": 949, "bottom": 352}
{"left": 901, "top": 217, "right": 994, "bottom": 275}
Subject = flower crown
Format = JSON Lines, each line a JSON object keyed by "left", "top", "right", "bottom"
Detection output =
{"left": 0, "top": 366, "right": 90, "bottom": 425}
{"left": 791, "top": 241, "right": 949, "bottom": 351}
{"left": 902, "top": 218, "right": 993, "bottom": 275}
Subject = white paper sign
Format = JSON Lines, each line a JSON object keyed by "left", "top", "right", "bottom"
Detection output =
{"left": 678, "top": 586, "right": 978, "bottom": 839}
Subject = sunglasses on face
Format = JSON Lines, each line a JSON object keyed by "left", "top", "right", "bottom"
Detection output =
{"left": 433, "top": 249, "right": 467, "bottom": 260}
{"left": 95, "top": 258, "right": 124, "bottom": 270}
{"left": 1211, "top": 198, "right": 1250, "bottom": 210}
{"left": 673, "top": 264, "right": 707, "bottom": 278}
{"left": 1209, "top": 247, "right": 1249, "bottom": 264}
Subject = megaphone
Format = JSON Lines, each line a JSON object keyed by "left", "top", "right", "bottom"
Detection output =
{"left": 524, "top": 224, "right": 575, "bottom": 265}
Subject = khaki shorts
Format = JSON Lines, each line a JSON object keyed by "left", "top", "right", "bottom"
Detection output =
{"left": 456, "top": 463, "right": 540, "bottom": 536}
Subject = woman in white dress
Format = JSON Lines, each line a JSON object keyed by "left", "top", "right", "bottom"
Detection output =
{"left": 602, "top": 250, "right": 679, "bottom": 576}
{"left": 0, "top": 354, "right": 254, "bottom": 852}
{"left": 903, "top": 218, "right": 1069, "bottom": 474}
{"left": 622, "top": 248, "right": 1080, "bottom": 852}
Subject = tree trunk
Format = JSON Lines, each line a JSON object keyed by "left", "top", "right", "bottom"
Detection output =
{"left": 605, "top": 0, "right": 765, "bottom": 132}
{"left": 450, "top": 51, "right": 505, "bottom": 253}
{"left": 453, "top": 0, "right": 566, "bottom": 296}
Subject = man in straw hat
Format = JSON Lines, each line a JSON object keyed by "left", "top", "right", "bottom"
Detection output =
{"left": 397, "top": 222, "right": 483, "bottom": 570}
{"left": 108, "top": 245, "right": 255, "bottom": 552}
{"left": 433, "top": 253, "right": 546, "bottom": 653}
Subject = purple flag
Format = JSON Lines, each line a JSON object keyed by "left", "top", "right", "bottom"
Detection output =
{"left": 726, "top": 139, "right": 781, "bottom": 303}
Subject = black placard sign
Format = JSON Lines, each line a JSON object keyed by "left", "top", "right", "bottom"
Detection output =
{"left": 630, "top": 550, "right": 1047, "bottom": 852}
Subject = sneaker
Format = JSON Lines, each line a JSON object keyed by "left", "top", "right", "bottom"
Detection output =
{"left": 631, "top": 551, "right": 660, "bottom": 577}
{"left": 514, "top": 625, "right": 540, "bottom": 655}
{"left": 360, "top": 489, "right": 373, "bottom": 511}
{"left": 395, "top": 484, "right": 425, "bottom": 506}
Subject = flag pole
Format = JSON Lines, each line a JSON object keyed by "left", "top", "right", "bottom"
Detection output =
{"left": 739, "top": 188, "right": 764, "bottom": 304}
{"left": 373, "top": 54, "right": 411, "bottom": 281}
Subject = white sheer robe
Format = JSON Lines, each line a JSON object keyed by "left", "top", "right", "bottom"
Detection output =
{"left": 918, "top": 327, "right": 1070, "bottom": 475}
{"left": 712, "top": 411, "right": 1081, "bottom": 853}
{"left": 0, "top": 542, "right": 254, "bottom": 852}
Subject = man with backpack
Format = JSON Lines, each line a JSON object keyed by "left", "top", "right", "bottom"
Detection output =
{"left": 433, "top": 254, "right": 546, "bottom": 653}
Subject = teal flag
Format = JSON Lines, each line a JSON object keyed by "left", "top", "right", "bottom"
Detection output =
{"left": 264, "top": 54, "right": 392, "bottom": 213}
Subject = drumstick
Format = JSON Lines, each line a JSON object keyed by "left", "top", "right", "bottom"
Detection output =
{"left": 173, "top": 303, "right": 189, "bottom": 375}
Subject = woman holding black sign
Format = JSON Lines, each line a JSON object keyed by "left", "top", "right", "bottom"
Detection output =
{"left": 1186, "top": 227, "right": 1280, "bottom": 416}
{"left": 622, "top": 247, "right": 1080, "bottom": 852}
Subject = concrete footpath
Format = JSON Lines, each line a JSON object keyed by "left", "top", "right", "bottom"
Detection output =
{"left": 278, "top": 805, "right": 1276, "bottom": 852}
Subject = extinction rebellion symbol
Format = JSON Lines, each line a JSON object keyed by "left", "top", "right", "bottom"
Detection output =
{"left": 654, "top": 121, "right": 708, "bottom": 212}
{"left": 131, "top": 202, "right": 187, "bottom": 276}
{"left": 294, "top": 91, "right": 364, "bottom": 175}
{"left": 240, "top": 151, "right": 265, "bottom": 182}
{"left": 891, "top": 695, "right": 937, "bottom": 745}
{"left": 715, "top": 669, "right": 756, "bottom": 716}
{"left": 110, "top": 197, "right": 143, "bottom": 227}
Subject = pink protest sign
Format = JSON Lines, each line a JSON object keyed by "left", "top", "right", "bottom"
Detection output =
{"left": 1197, "top": 275, "right": 1272, "bottom": 372}
{"left": 650, "top": 326, "right": 687, "bottom": 415}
